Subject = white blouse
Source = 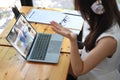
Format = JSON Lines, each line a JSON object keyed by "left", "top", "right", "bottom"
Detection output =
{"left": 78, "top": 23, "right": 120, "bottom": 80}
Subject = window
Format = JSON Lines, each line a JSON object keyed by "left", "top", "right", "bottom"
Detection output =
{"left": 0, "top": 0, "right": 19, "bottom": 34}
{"left": 32, "top": 0, "right": 74, "bottom": 9}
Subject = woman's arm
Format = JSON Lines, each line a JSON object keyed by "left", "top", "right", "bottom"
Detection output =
{"left": 50, "top": 21, "right": 117, "bottom": 76}
{"left": 50, "top": 21, "right": 84, "bottom": 75}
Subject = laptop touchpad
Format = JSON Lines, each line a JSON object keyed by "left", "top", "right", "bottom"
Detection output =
{"left": 47, "top": 41, "right": 62, "bottom": 53}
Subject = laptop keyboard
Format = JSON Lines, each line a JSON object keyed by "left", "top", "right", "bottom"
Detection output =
{"left": 30, "top": 34, "right": 51, "bottom": 60}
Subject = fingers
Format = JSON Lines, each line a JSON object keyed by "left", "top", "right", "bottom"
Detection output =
{"left": 50, "top": 21, "right": 62, "bottom": 29}
{"left": 50, "top": 21, "right": 59, "bottom": 26}
{"left": 50, "top": 21, "right": 74, "bottom": 39}
{"left": 50, "top": 21, "right": 62, "bottom": 31}
{"left": 50, "top": 21, "right": 62, "bottom": 34}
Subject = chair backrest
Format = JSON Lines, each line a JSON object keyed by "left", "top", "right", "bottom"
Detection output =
{"left": 20, "top": 0, "right": 33, "bottom": 6}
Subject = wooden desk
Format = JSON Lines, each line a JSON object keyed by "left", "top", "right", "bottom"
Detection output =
{"left": 0, "top": 6, "right": 70, "bottom": 80}
{"left": 0, "top": 46, "right": 70, "bottom": 80}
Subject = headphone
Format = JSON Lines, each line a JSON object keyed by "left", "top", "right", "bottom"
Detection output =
{"left": 91, "top": 0, "right": 105, "bottom": 15}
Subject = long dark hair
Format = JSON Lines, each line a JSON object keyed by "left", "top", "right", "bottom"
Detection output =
{"left": 75, "top": 0, "right": 120, "bottom": 51}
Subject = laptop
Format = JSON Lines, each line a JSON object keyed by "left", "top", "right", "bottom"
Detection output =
{"left": 6, "top": 14, "right": 63, "bottom": 63}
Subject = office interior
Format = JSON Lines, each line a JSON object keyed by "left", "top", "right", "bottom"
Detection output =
{"left": 0, "top": 0, "right": 120, "bottom": 80}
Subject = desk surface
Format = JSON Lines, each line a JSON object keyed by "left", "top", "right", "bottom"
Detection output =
{"left": 0, "top": 6, "right": 70, "bottom": 80}
{"left": 0, "top": 46, "right": 70, "bottom": 80}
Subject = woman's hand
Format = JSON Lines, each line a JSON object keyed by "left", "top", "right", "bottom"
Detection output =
{"left": 50, "top": 21, "right": 77, "bottom": 41}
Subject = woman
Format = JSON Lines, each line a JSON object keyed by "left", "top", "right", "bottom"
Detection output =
{"left": 50, "top": 0, "right": 120, "bottom": 80}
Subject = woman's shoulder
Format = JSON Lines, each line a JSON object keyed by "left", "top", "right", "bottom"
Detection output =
{"left": 96, "top": 23, "right": 120, "bottom": 58}
{"left": 97, "top": 23, "right": 120, "bottom": 42}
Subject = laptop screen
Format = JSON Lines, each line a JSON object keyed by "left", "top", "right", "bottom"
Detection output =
{"left": 7, "top": 14, "right": 36, "bottom": 58}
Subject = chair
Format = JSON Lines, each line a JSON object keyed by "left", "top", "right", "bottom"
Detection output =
{"left": 20, "top": 0, "right": 33, "bottom": 6}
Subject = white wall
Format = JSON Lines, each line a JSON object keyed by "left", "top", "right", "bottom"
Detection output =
{"left": 32, "top": 0, "right": 74, "bottom": 9}
{"left": 0, "top": 0, "right": 16, "bottom": 7}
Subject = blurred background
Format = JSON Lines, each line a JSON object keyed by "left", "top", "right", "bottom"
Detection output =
{"left": 0, "top": 0, "right": 74, "bottom": 34}
{"left": 0, "top": 0, "right": 74, "bottom": 9}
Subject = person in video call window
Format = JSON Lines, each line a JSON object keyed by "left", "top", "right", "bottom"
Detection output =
{"left": 50, "top": 0, "right": 120, "bottom": 80}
